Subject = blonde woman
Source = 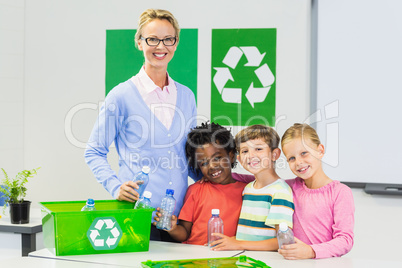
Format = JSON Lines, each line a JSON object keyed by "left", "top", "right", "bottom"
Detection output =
{"left": 85, "top": 9, "right": 198, "bottom": 241}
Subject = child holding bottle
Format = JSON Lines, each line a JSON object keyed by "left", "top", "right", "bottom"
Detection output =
{"left": 153, "top": 122, "right": 248, "bottom": 245}
{"left": 279, "top": 123, "right": 354, "bottom": 259}
{"left": 210, "top": 125, "right": 294, "bottom": 251}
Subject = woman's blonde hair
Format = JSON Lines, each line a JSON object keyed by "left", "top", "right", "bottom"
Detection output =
{"left": 134, "top": 9, "right": 180, "bottom": 49}
{"left": 281, "top": 123, "right": 321, "bottom": 149}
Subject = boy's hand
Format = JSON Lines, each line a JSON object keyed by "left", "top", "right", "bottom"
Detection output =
{"left": 209, "top": 233, "right": 242, "bottom": 251}
{"left": 278, "top": 237, "right": 316, "bottom": 259}
{"left": 152, "top": 207, "right": 178, "bottom": 232}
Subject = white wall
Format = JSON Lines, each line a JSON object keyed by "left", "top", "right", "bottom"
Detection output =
{"left": 0, "top": 0, "right": 24, "bottom": 177}
{"left": 348, "top": 189, "right": 402, "bottom": 262}
{"left": 21, "top": 0, "right": 311, "bottom": 206}
{"left": 1, "top": 0, "right": 400, "bottom": 262}
{"left": 0, "top": 1, "right": 25, "bottom": 260}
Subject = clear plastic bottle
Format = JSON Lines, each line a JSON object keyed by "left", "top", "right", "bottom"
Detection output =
{"left": 132, "top": 166, "right": 150, "bottom": 198}
{"left": 156, "top": 189, "right": 176, "bottom": 231}
{"left": 134, "top": 191, "right": 153, "bottom": 209}
{"left": 277, "top": 222, "right": 295, "bottom": 248}
{"left": 81, "top": 198, "right": 96, "bottom": 211}
{"left": 208, "top": 209, "right": 224, "bottom": 248}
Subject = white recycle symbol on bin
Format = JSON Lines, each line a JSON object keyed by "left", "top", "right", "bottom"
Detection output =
{"left": 87, "top": 217, "right": 122, "bottom": 250}
{"left": 213, "top": 46, "right": 275, "bottom": 108}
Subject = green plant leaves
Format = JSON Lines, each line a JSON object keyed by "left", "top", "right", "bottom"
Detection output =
{"left": 0, "top": 167, "right": 40, "bottom": 212}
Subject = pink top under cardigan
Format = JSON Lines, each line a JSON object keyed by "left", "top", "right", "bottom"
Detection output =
{"left": 131, "top": 67, "right": 177, "bottom": 130}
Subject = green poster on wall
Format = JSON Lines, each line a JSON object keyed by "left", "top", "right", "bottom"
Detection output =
{"left": 211, "top": 28, "right": 276, "bottom": 126}
{"left": 105, "top": 29, "right": 198, "bottom": 100}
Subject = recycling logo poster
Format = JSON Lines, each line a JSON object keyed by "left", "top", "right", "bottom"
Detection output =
{"left": 211, "top": 29, "right": 276, "bottom": 126}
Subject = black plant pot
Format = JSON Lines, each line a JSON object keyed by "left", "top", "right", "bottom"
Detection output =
{"left": 9, "top": 201, "right": 31, "bottom": 224}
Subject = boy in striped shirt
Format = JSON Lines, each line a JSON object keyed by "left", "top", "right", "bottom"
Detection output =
{"left": 210, "top": 125, "right": 294, "bottom": 251}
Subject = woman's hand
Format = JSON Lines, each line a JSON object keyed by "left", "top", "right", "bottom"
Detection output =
{"left": 116, "top": 181, "right": 141, "bottom": 202}
{"left": 208, "top": 233, "right": 242, "bottom": 251}
{"left": 278, "top": 237, "right": 316, "bottom": 260}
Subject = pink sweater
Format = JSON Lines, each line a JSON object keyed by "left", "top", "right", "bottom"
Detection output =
{"left": 287, "top": 178, "right": 354, "bottom": 259}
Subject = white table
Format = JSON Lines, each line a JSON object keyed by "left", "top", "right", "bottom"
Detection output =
{"left": 242, "top": 250, "right": 402, "bottom": 268}
{"left": 28, "top": 241, "right": 402, "bottom": 268}
{"left": 2, "top": 256, "right": 125, "bottom": 267}
{"left": 0, "top": 207, "right": 42, "bottom": 256}
{"left": 29, "top": 241, "right": 244, "bottom": 267}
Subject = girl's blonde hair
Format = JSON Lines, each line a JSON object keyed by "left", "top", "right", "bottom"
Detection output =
{"left": 281, "top": 123, "right": 321, "bottom": 148}
{"left": 134, "top": 9, "right": 180, "bottom": 49}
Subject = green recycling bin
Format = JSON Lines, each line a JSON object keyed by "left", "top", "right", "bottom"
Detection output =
{"left": 40, "top": 199, "right": 153, "bottom": 256}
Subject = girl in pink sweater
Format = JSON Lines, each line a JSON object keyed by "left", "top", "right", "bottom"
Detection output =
{"left": 279, "top": 123, "right": 354, "bottom": 259}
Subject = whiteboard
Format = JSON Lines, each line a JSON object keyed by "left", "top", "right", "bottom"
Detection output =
{"left": 314, "top": 0, "right": 402, "bottom": 185}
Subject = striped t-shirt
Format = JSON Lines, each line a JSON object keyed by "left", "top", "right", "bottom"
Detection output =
{"left": 236, "top": 178, "right": 294, "bottom": 241}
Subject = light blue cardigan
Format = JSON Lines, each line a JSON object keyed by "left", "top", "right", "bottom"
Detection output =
{"left": 85, "top": 79, "right": 198, "bottom": 217}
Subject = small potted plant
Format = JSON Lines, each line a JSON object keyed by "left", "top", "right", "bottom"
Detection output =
{"left": 0, "top": 167, "right": 40, "bottom": 224}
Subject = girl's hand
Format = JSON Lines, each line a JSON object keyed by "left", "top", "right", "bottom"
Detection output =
{"left": 278, "top": 237, "right": 316, "bottom": 260}
{"left": 117, "top": 181, "right": 141, "bottom": 202}
{"left": 152, "top": 207, "right": 178, "bottom": 232}
{"left": 153, "top": 207, "right": 162, "bottom": 223}
{"left": 209, "top": 233, "right": 242, "bottom": 251}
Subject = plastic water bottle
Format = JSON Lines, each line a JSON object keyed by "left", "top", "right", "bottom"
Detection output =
{"left": 81, "top": 198, "right": 96, "bottom": 211}
{"left": 208, "top": 209, "right": 224, "bottom": 248}
{"left": 277, "top": 222, "right": 295, "bottom": 248}
{"left": 132, "top": 166, "right": 150, "bottom": 197}
{"left": 134, "top": 191, "right": 153, "bottom": 209}
{"left": 156, "top": 189, "right": 176, "bottom": 231}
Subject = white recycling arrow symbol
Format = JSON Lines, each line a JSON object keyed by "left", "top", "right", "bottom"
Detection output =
{"left": 90, "top": 230, "right": 100, "bottom": 243}
{"left": 213, "top": 46, "right": 275, "bottom": 107}
{"left": 213, "top": 68, "right": 234, "bottom": 94}
{"left": 239, "top": 46, "right": 266, "bottom": 67}
{"left": 222, "top": 47, "right": 243, "bottom": 69}
{"left": 104, "top": 219, "right": 115, "bottom": 229}
{"left": 106, "top": 237, "right": 117, "bottom": 247}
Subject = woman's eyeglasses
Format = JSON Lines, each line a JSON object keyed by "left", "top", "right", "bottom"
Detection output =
{"left": 140, "top": 36, "right": 177, "bottom": 46}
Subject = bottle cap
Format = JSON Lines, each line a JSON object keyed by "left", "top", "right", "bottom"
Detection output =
{"left": 211, "top": 209, "right": 220, "bottom": 215}
{"left": 142, "top": 166, "right": 151, "bottom": 174}
{"left": 166, "top": 189, "right": 174, "bottom": 195}
{"left": 143, "top": 191, "right": 152, "bottom": 199}
{"left": 279, "top": 222, "right": 289, "bottom": 232}
{"left": 87, "top": 198, "right": 95, "bottom": 205}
